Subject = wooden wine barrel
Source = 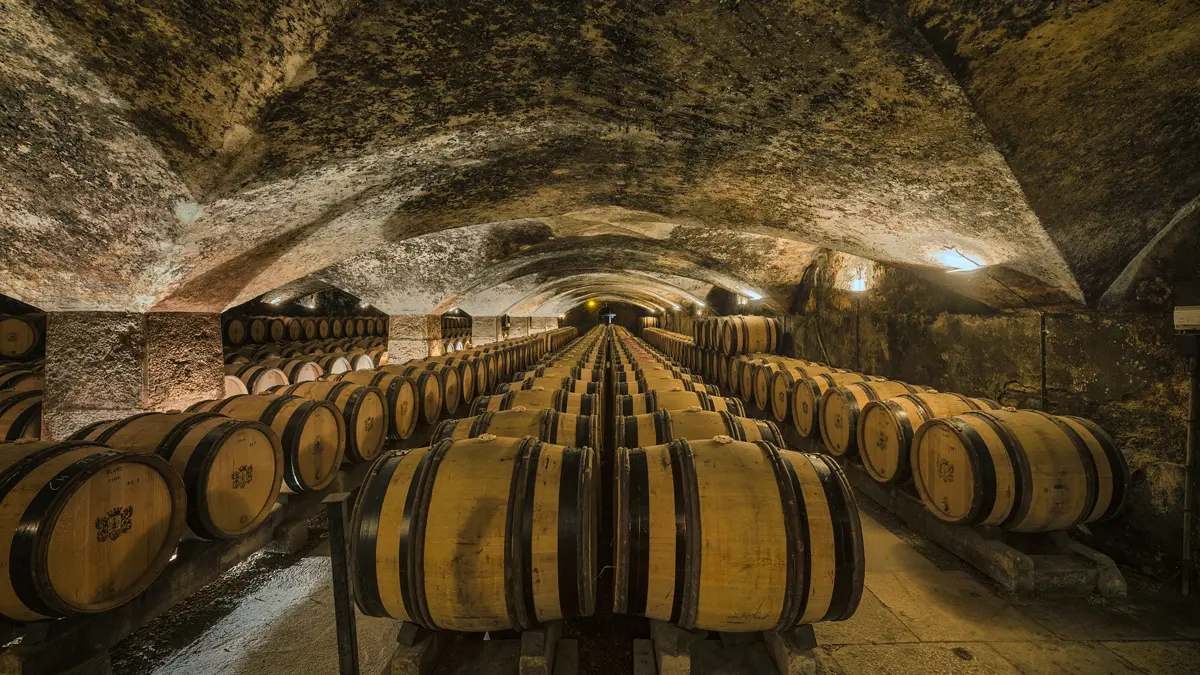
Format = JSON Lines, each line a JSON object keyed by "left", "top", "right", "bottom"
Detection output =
{"left": 500, "top": 377, "right": 601, "bottom": 396}
{"left": 791, "top": 372, "right": 874, "bottom": 439}
{"left": 188, "top": 395, "right": 346, "bottom": 493}
{"left": 618, "top": 410, "right": 784, "bottom": 448}
{"left": 225, "top": 364, "right": 289, "bottom": 395}
{"left": 617, "top": 391, "right": 746, "bottom": 417}
{"left": 821, "top": 381, "right": 934, "bottom": 457}
{"left": 614, "top": 438, "right": 863, "bottom": 631}
{"left": 0, "top": 368, "right": 42, "bottom": 391}
{"left": 381, "top": 365, "right": 444, "bottom": 426}
{"left": 223, "top": 375, "right": 250, "bottom": 397}
{"left": 752, "top": 359, "right": 811, "bottom": 412}
{"left": 304, "top": 354, "right": 352, "bottom": 375}
{"left": 259, "top": 358, "right": 323, "bottom": 384}
{"left": 355, "top": 318, "right": 367, "bottom": 337}
{"left": 350, "top": 436, "right": 597, "bottom": 630}
{"left": 332, "top": 370, "right": 420, "bottom": 441}
{"left": 248, "top": 317, "right": 269, "bottom": 344}
{"left": 768, "top": 363, "right": 841, "bottom": 422}
{"left": 343, "top": 317, "right": 357, "bottom": 337}
{"left": 859, "top": 393, "right": 1001, "bottom": 485}
{"left": 224, "top": 317, "right": 247, "bottom": 347}
{"left": 0, "top": 389, "right": 41, "bottom": 440}
{"left": 729, "top": 356, "right": 771, "bottom": 401}
{"left": 318, "top": 318, "right": 331, "bottom": 340}
{"left": 223, "top": 353, "right": 250, "bottom": 365}
{"left": 515, "top": 367, "right": 604, "bottom": 383}
{"left": 720, "top": 316, "right": 782, "bottom": 356}
{"left": 911, "top": 410, "right": 1130, "bottom": 532}
{"left": 469, "top": 390, "right": 600, "bottom": 417}
{"left": 615, "top": 380, "right": 719, "bottom": 396}
{"left": 268, "top": 317, "right": 287, "bottom": 343}
{"left": 332, "top": 317, "right": 345, "bottom": 338}
{"left": 285, "top": 318, "right": 303, "bottom": 341}
{"left": 423, "top": 363, "right": 462, "bottom": 415}
{"left": 277, "top": 381, "right": 388, "bottom": 463}
{"left": 71, "top": 413, "right": 283, "bottom": 540}
{"left": 0, "top": 440, "right": 186, "bottom": 621}
{"left": 345, "top": 351, "right": 377, "bottom": 372}
{"left": 433, "top": 409, "right": 599, "bottom": 449}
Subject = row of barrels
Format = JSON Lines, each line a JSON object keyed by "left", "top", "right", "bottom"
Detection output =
{"left": 0, "top": 326, "right": 582, "bottom": 623}
{"left": 677, "top": 341, "right": 1134, "bottom": 535}
{"left": 1, "top": 361, "right": 44, "bottom": 440}
{"left": 606, "top": 326, "right": 863, "bottom": 632}
{"left": 637, "top": 316, "right": 660, "bottom": 331}
{"left": 678, "top": 315, "right": 783, "bottom": 356}
{"left": 349, "top": 327, "right": 600, "bottom": 631}
{"left": 226, "top": 337, "right": 386, "bottom": 363}
{"left": 225, "top": 315, "right": 388, "bottom": 346}
{"left": 441, "top": 314, "right": 471, "bottom": 338}
{"left": 1, "top": 314, "right": 44, "bottom": 360}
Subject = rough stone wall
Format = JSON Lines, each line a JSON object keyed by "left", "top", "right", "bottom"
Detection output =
{"left": 387, "top": 314, "right": 442, "bottom": 362}
{"left": 42, "top": 311, "right": 224, "bottom": 439}
{"left": 529, "top": 317, "right": 557, "bottom": 334}
{"left": 775, "top": 257, "right": 1194, "bottom": 577}
{"left": 472, "top": 316, "right": 501, "bottom": 346}
{"left": 142, "top": 312, "right": 225, "bottom": 411}
{"left": 508, "top": 317, "right": 532, "bottom": 339}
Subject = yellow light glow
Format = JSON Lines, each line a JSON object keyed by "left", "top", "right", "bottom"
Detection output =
{"left": 587, "top": 300, "right": 597, "bottom": 308}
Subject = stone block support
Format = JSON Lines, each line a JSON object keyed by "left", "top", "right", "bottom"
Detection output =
{"left": 472, "top": 316, "right": 501, "bottom": 346}
{"left": 43, "top": 312, "right": 224, "bottom": 440}
{"left": 509, "top": 316, "right": 532, "bottom": 338}
{"left": 388, "top": 315, "right": 443, "bottom": 363}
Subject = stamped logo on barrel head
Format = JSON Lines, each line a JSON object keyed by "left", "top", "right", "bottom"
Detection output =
{"left": 95, "top": 506, "right": 133, "bottom": 542}
{"left": 936, "top": 458, "right": 955, "bottom": 483}
{"left": 232, "top": 464, "right": 254, "bottom": 489}
{"left": 876, "top": 432, "right": 888, "bottom": 452}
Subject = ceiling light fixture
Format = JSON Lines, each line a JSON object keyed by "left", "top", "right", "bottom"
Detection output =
{"left": 934, "top": 247, "right": 984, "bottom": 273}
{"left": 269, "top": 297, "right": 283, "bottom": 305}
{"left": 849, "top": 278, "right": 867, "bottom": 293}
{"left": 745, "top": 290, "right": 763, "bottom": 300}
{"left": 360, "top": 300, "right": 370, "bottom": 308}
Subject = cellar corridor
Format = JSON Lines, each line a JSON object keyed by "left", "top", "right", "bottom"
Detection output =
{"left": 2, "top": 1, "right": 1199, "bottom": 674}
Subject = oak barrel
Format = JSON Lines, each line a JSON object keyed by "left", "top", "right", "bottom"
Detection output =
{"left": 0, "top": 368, "right": 42, "bottom": 391}
{"left": 614, "top": 438, "right": 863, "bottom": 631}
{"left": 501, "top": 377, "right": 601, "bottom": 396}
{"left": 225, "top": 364, "right": 289, "bottom": 395}
{"left": 0, "top": 315, "right": 41, "bottom": 360}
{"left": 224, "top": 318, "right": 247, "bottom": 347}
{"left": 380, "top": 365, "right": 444, "bottom": 425}
{"left": 616, "top": 391, "right": 746, "bottom": 417}
{"left": 469, "top": 390, "right": 600, "bottom": 417}
{"left": 259, "top": 358, "right": 323, "bottom": 384}
{"left": 433, "top": 409, "right": 599, "bottom": 449}
{"left": 618, "top": 409, "right": 784, "bottom": 448}
{"left": 720, "top": 316, "right": 781, "bottom": 356}
{"left": 615, "top": 380, "right": 719, "bottom": 396}
{"left": 858, "top": 393, "right": 1000, "bottom": 485}
{"left": 769, "top": 363, "right": 840, "bottom": 422}
{"left": 276, "top": 381, "right": 388, "bottom": 463}
{"left": 332, "top": 370, "right": 420, "bottom": 441}
{"left": 350, "top": 436, "right": 598, "bottom": 630}
{"left": 189, "top": 395, "right": 346, "bottom": 493}
{"left": 0, "top": 390, "right": 42, "bottom": 440}
{"left": 791, "top": 372, "right": 874, "bottom": 439}
{"left": 911, "top": 410, "right": 1130, "bottom": 532}
{"left": 820, "top": 381, "right": 933, "bottom": 457}
{"left": 71, "top": 413, "right": 283, "bottom": 540}
{"left": 0, "top": 440, "right": 186, "bottom": 621}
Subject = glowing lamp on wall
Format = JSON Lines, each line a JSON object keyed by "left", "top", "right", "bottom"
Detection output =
{"left": 360, "top": 300, "right": 370, "bottom": 308}
{"left": 849, "top": 278, "right": 867, "bottom": 293}
{"left": 934, "top": 247, "right": 984, "bottom": 273}
{"left": 745, "top": 290, "right": 763, "bottom": 300}
{"left": 587, "top": 300, "right": 597, "bottom": 309}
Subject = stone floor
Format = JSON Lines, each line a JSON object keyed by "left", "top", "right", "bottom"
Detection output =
{"left": 113, "top": 498, "right": 1200, "bottom": 675}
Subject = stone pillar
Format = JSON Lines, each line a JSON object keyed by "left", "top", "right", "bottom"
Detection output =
{"left": 43, "top": 312, "right": 224, "bottom": 440}
{"left": 387, "top": 315, "right": 443, "bottom": 362}
{"left": 509, "top": 316, "right": 532, "bottom": 338}
{"left": 472, "top": 316, "right": 501, "bottom": 346}
{"left": 530, "top": 316, "right": 557, "bottom": 334}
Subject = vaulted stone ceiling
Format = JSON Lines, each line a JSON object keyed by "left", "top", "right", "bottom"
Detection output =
{"left": 2, "top": 0, "right": 1196, "bottom": 314}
